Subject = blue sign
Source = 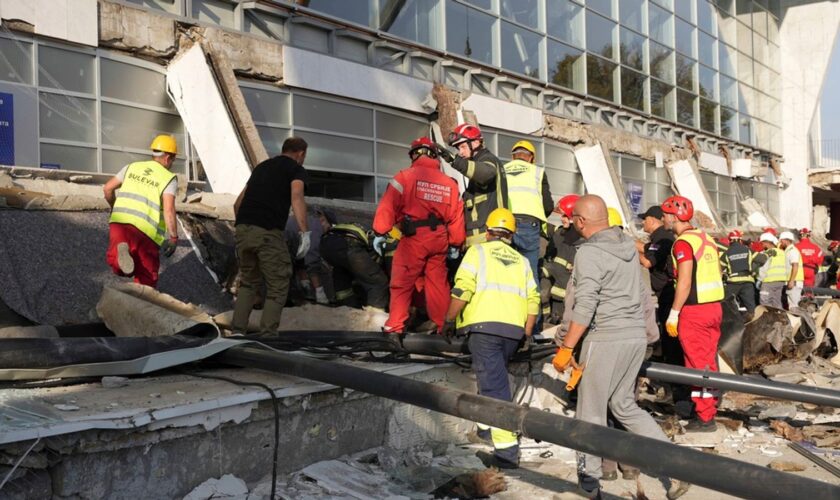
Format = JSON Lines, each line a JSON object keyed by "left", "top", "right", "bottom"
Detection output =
{"left": 625, "top": 181, "right": 644, "bottom": 215}
{"left": 40, "top": 163, "right": 61, "bottom": 170}
{"left": 0, "top": 92, "right": 13, "bottom": 165}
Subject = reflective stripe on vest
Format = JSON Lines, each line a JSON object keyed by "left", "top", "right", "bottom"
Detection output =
{"left": 550, "top": 285, "right": 566, "bottom": 299}
{"left": 785, "top": 246, "right": 805, "bottom": 282}
{"left": 109, "top": 160, "right": 175, "bottom": 246}
{"left": 331, "top": 223, "right": 369, "bottom": 245}
{"left": 552, "top": 256, "right": 573, "bottom": 270}
{"left": 503, "top": 159, "right": 546, "bottom": 222}
{"left": 672, "top": 230, "right": 725, "bottom": 304}
{"left": 763, "top": 249, "right": 788, "bottom": 283}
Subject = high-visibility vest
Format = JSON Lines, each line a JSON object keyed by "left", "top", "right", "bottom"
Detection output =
{"left": 330, "top": 223, "right": 369, "bottom": 246}
{"left": 785, "top": 245, "right": 805, "bottom": 282}
{"left": 453, "top": 239, "right": 538, "bottom": 340}
{"left": 672, "top": 229, "right": 724, "bottom": 304}
{"left": 763, "top": 248, "right": 788, "bottom": 283}
{"left": 723, "top": 242, "right": 754, "bottom": 283}
{"left": 503, "top": 159, "right": 546, "bottom": 222}
{"left": 109, "top": 160, "right": 175, "bottom": 246}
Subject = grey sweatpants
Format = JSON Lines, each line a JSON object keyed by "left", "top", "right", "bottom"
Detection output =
{"left": 575, "top": 337, "right": 669, "bottom": 482}
{"left": 759, "top": 281, "right": 785, "bottom": 309}
{"left": 786, "top": 282, "right": 803, "bottom": 311}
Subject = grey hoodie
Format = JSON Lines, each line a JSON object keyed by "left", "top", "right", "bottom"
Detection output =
{"left": 569, "top": 226, "right": 646, "bottom": 341}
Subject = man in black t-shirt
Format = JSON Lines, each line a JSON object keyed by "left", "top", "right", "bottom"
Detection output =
{"left": 231, "top": 137, "right": 310, "bottom": 333}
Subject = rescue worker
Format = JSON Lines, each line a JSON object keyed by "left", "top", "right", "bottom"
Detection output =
{"left": 232, "top": 137, "right": 310, "bottom": 333}
{"left": 320, "top": 219, "right": 389, "bottom": 310}
{"left": 104, "top": 134, "right": 180, "bottom": 288}
{"left": 435, "top": 124, "right": 508, "bottom": 248}
{"left": 827, "top": 240, "right": 840, "bottom": 287}
{"left": 779, "top": 231, "right": 804, "bottom": 310}
{"left": 542, "top": 194, "right": 581, "bottom": 324}
{"left": 757, "top": 232, "right": 786, "bottom": 309}
{"left": 443, "top": 208, "right": 540, "bottom": 469}
{"left": 722, "top": 230, "right": 756, "bottom": 317}
{"left": 661, "top": 195, "right": 724, "bottom": 432}
{"left": 552, "top": 195, "right": 689, "bottom": 499}
{"left": 795, "top": 228, "right": 823, "bottom": 289}
{"left": 374, "top": 137, "right": 465, "bottom": 334}
{"left": 501, "top": 140, "right": 553, "bottom": 274}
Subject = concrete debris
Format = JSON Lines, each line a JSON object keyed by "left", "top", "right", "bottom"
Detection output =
{"left": 769, "top": 420, "right": 806, "bottom": 442}
{"left": 802, "top": 425, "right": 840, "bottom": 449}
{"left": 300, "top": 460, "right": 409, "bottom": 499}
{"left": 96, "top": 283, "right": 215, "bottom": 337}
{"left": 214, "top": 304, "right": 388, "bottom": 333}
{"left": 98, "top": 1, "right": 177, "bottom": 59}
{"left": 53, "top": 404, "right": 80, "bottom": 411}
{"left": 432, "top": 467, "right": 507, "bottom": 498}
{"left": 187, "top": 193, "right": 203, "bottom": 204}
{"left": 183, "top": 474, "right": 248, "bottom": 500}
{"left": 68, "top": 175, "right": 94, "bottom": 183}
{"left": 767, "top": 460, "right": 807, "bottom": 472}
{"left": 742, "top": 307, "right": 820, "bottom": 372}
{"left": 101, "top": 376, "right": 130, "bottom": 389}
{"left": 758, "top": 404, "right": 798, "bottom": 421}
{"left": 0, "top": 325, "right": 58, "bottom": 338}
{"left": 433, "top": 83, "right": 463, "bottom": 139}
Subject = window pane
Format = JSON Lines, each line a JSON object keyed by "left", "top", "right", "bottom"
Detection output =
{"left": 39, "top": 93, "right": 96, "bottom": 143}
{"left": 0, "top": 38, "right": 32, "bottom": 84}
{"left": 737, "top": 19, "right": 752, "bottom": 56}
{"left": 652, "top": 0, "right": 674, "bottom": 10}
{"left": 545, "top": 168, "right": 584, "bottom": 195}
{"left": 700, "top": 97, "right": 716, "bottom": 132}
{"left": 242, "top": 87, "right": 290, "bottom": 125}
{"left": 500, "top": 0, "right": 538, "bottom": 29}
{"left": 306, "top": 0, "right": 369, "bottom": 26}
{"left": 191, "top": 0, "right": 236, "bottom": 28}
{"left": 619, "top": 0, "right": 645, "bottom": 33}
{"left": 675, "top": 18, "right": 695, "bottom": 56}
{"left": 379, "top": 0, "right": 440, "bottom": 47}
{"left": 244, "top": 10, "right": 286, "bottom": 40}
{"left": 698, "top": 64, "right": 717, "bottom": 99}
{"left": 698, "top": 31, "right": 716, "bottom": 67}
{"left": 464, "top": 0, "right": 492, "bottom": 10}
{"left": 720, "top": 107, "right": 737, "bottom": 139}
{"left": 297, "top": 131, "right": 373, "bottom": 172}
{"left": 587, "top": 55, "right": 617, "bottom": 102}
{"left": 101, "top": 59, "right": 172, "bottom": 109}
{"left": 650, "top": 80, "right": 674, "bottom": 119}
{"left": 124, "top": 0, "right": 182, "bottom": 15}
{"left": 738, "top": 52, "right": 753, "bottom": 87}
{"left": 697, "top": 0, "right": 716, "bottom": 33}
{"left": 675, "top": 0, "right": 693, "bottom": 22}
{"left": 40, "top": 143, "right": 96, "bottom": 172}
{"left": 446, "top": 3, "right": 496, "bottom": 65}
{"left": 650, "top": 42, "right": 674, "bottom": 83}
{"left": 676, "top": 53, "right": 695, "bottom": 90}
{"left": 501, "top": 22, "right": 541, "bottom": 77}
{"left": 376, "top": 111, "right": 427, "bottom": 144}
{"left": 307, "top": 170, "right": 374, "bottom": 202}
{"left": 719, "top": 43, "right": 736, "bottom": 77}
{"left": 101, "top": 102, "right": 183, "bottom": 151}
{"left": 376, "top": 142, "right": 408, "bottom": 176}
{"left": 588, "top": 0, "right": 614, "bottom": 18}
{"left": 548, "top": 40, "right": 585, "bottom": 91}
{"left": 619, "top": 28, "right": 645, "bottom": 71}
{"left": 621, "top": 157, "right": 645, "bottom": 179}
{"left": 677, "top": 89, "right": 695, "bottom": 126}
{"left": 102, "top": 149, "right": 148, "bottom": 174}
{"left": 547, "top": 0, "right": 584, "bottom": 47}
{"left": 649, "top": 4, "right": 673, "bottom": 47}
{"left": 38, "top": 46, "right": 95, "bottom": 94}
{"left": 587, "top": 11, "right": 616, "bottom": 59}
{"left": 256, "top": 126, "right": 291, "bottom": 157}
{"left": 720, "top": 74, "right": 737, "bottom": 108}
{"left": 545, "top": 143, "right": 578, "bottom": 172}
{"left": 621, "top": 67, "right": 646, "bottom": 111}
{"left": 294, "top": 95, "right": 373, "bottom": 136}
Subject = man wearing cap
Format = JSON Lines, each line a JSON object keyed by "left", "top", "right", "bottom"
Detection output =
{"left": 779, "top": 231, "right": 804, "bottom": 310}
{"left": 757, "top": 232, "right": 786, "bottom": 309}
{"left": 795, "top": 228, "right": 823, "bottom": 290}
{"left": 104, "top": 134, "right": 180, "bottom": 288}
{"left": 721, "top": 230, "right": 756, "bottom": 317}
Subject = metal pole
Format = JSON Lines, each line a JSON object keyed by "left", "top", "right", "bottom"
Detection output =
{"left": 217, "top": 346, "right": 839, "bottom": 500}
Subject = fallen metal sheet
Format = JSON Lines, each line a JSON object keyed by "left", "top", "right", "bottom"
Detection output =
{"left": 813, "top": 300, "right": 840, "bottom": 365}
{"left": 742, "top": 306, "right": 817, "bottom": 373}
{"left": 301, "top": 460, "right": 406, "bottom": 499}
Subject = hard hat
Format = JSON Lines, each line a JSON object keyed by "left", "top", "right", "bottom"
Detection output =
{"left": 762, "top": 227, "right": 778, "bottom": 236}
{"left": 388, "top": 226, "right": 402, "bottom": 240}
{"left": 718, "top": 237, "right": 730, "bottom": 247}
{"left": 448, "top": 124, "right": 482, "bottom": 146}
{"left": 555, "top": 194, "right": 580, "bottom": 218}
{"left": 799, "top": 227, "right": 811, "bottom": 236}
{"left": 150, "top": 134, "right": 178, "bottom": 155}
{"left": 511, "top": 140, "right": 536, "bottom": 158}
{"left": 728, "top": 229, "right": 743, "bottom": 239}
{"left": 830, "top": 241, "right": 840, "bottom": 251}
{"left": 779, "top": 231, "right": 796, "bottom": 242}
{"left": 486, "top": 208, "right": 516, "bottom": 234}
{"left": 607, "top": 207, "right": 623, "bottom": 228}
{"left": 408, "top": 136, "right": 437, "bottom": 159}
{"left": 661, "top": 195, "right": 694, "bottom": 222}
{"left": 760, "top": 232, "right": 779, "bottom": 244}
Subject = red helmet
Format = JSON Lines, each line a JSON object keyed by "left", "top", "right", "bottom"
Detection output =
{"left": 555, "top": 194, "right": 580, "bottom": 218}
{"left": 799, "top": 227, "right": 811, "bottom": 237}
{"left": 830, "top": 241, "right": 840, "bottom": 251}
{"left": 661, "top": 195, "right": 694, "bottom": 222}
{"left": 728, "top": 230, "right": 743, "bottom": 240}
{"left": 762, "top": 227, "right": 778, "bottom": 236}
{"left": 408, "top": 136, "right": 437, "bottom": 159}
{"left": 448, "top": 123, "right": 482, "bottom": 146}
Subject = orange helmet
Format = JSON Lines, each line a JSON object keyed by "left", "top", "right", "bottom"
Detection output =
{"left": 448, "top": 123, "right": 482, "bottom": 146}
{"left": 555, "top": 194, "right": 580, "bottom": 218}
{"left": 661, "top": 195, "right": 694, "bottom": 222}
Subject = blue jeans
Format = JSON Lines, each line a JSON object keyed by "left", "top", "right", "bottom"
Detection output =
{"left": 513, "top": 216, "right": 541, "bottom": 328}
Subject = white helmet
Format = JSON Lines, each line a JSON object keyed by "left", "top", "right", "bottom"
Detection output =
{"left": 779, "top": 231, "right": 796, "bottom": 242}
{"left": 760, "top": 232, "right": 779, "bottom": 244}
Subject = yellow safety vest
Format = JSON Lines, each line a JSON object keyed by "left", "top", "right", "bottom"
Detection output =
{"left": 785, "top": 246, "right": 805, "bottom": 282}
{"left": 331, "top": 223, "right": 369, "bottom": 245}
{"left": 503, "top": 159, "right": 546, "bottom": 222}
{"left": 672, "top": 230, "right": 725, "bottom": 304}
{"left": 763, "top": 248, "right": 788, "bottom": 283}
{"left": 452, "top": 239, "right": 539, "bottom": 339}
{"left": 109, "top": 160, "right": 175, "bottom": 246}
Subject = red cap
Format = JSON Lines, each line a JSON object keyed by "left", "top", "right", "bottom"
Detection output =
{"left": 763, "top": 227, "right": 778, "bottom": 236}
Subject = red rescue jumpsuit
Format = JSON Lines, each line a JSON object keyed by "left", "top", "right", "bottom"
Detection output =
{"left": 796, "top": 238, "right": 823, "bottom": 288}
{"left": 373, "top": 155, "right": 465, "bottom": 333}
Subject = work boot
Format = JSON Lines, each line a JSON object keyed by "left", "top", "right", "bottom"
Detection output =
{"left": 116, "top": 242, "right": 134, "bottom": 276}
{"left": 231, "top": 287, "right": 257, "bottom": 333}
{"left": 475, "top": 450, "right": 518, "bottom": 470}
{"left": 575, "top": 475, "right": 602, "bottom": 499}
{"left": 667, "top": 479, "right": 691, "bottom": 499}
{"left": 601, "top": 470, "right": 618, "bottom": 481}
{"left": 621, "top": 467, "right": 640, "bottom": 480}
{"left": 684, "top": 418, "right": 717, "bottom": 433}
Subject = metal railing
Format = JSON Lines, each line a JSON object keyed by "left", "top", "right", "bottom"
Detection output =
{"left": 810, "top": 138, "right": 840, "bottom": 169}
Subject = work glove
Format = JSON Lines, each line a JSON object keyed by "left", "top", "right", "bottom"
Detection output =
{"left": 296, "top": 231, "right": 311, "bottom": 259}
{"left": 161, "top": 236, "right": 178, "bottom": 258}
{"left": 447, "top": 246, "right": 460, "bottom": 261}
{"left": 442, "top": 319, "right": 457, "bottom": 341}
{"left": 518, "top": 335, "right": 532, "bottom": 353}
{"left": 435, "top": 144, "right": 455, "bottom": 164}
{"left": 552, "top": 346, "right": 573, "bottom": 372}
{"left": 372, "top": 235, "right": 387, "bottom": 256}
{"left": 665, "top": 309, "right": 680, "bottom": 337}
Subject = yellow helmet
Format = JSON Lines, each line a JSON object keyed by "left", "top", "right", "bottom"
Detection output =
{"left": 607, "top": 207, "right": 623, "bottom": 228}
{"left": 486, "top": 208, "right": 516, "bottom": 234}
{"left": 511, "top": 140, "right": 536, "bottom": 159}
{"left": 150, "top": 134, "right": 178, "bottom": 155}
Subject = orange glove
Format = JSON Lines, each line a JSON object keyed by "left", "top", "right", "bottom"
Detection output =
{"left": 552, "top": 346, "right": 573, "bottom": 372}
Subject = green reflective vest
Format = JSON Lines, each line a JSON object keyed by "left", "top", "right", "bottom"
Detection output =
{"left": 503, "top": 159, "right": 546, "bottom": 222}
{"left": 109, "top": 160, "right": 175, "bottom": 246}
{"left": 671, "top": 230, "right": 725, "bottom": 304}
{"left": 763, "top": 248, "right": 788, "bottom": 283}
